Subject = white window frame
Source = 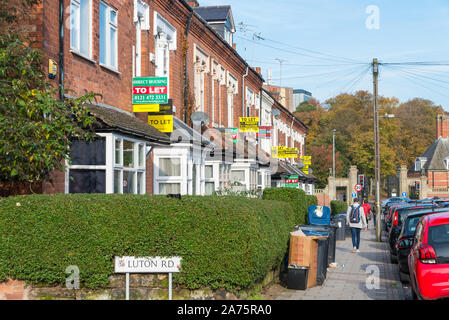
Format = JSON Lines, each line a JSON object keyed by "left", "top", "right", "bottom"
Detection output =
{"left": 70, "top": 0, "right": 92, "bottom": 58}
{"left": 154, "top": 12, "right": 177, "bottom": 98}
{"left": 65, "top": 134, "right": 146, "bottom": 195}
{"left": 99, "top": 1, "right": 118, "bottom": 70}
{"left": 112, "top": 136, "right": 146, "bottom": 194}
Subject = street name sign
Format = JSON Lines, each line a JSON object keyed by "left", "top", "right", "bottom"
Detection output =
{"left": 115, "top": 256, "right": 182, "bottom": 300}
{"left": 115, "top": 256, "right": 182, "bottom": 273}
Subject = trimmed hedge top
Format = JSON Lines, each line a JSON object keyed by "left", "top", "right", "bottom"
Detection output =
{"left": 0, "top": 194, "right": 295, "bottom": 291}
{"left": 330, "top": 200, "right": 348, "bottom": 216}
{"left": 262, "top": 188, "right": 317, "bottom": 225}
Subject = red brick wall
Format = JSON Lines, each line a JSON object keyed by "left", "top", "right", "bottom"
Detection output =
{"left": 436, "top": 115, "right": 449, "bottom": 139}
{"left": 0, "top": 280, "right": 26, "bottom": 300}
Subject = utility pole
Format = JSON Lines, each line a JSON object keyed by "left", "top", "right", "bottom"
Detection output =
{"left": 373, "top": 58, "right": 382, "bottom": 242}
{"left": 333, "top": 129, "right": 336, "bottom": 201}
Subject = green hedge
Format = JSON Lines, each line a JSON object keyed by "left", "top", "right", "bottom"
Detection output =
{"left": 0, "top": 194, "right": 296, "bottom": 291}
{"left": 330, "top": 200, "right": 348, "bottom": 216}
{"left": 262, "top": 188, "right": 314, "bottom": 225}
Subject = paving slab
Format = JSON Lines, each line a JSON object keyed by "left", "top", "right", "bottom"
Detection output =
{"left": 265, "top": 226, "right": 405, "bottom": 300}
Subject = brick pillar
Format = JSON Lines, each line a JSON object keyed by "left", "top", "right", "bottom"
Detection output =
{"left": 420, "top": 174, "right": 428, "bottom": 200}
{"left": 399, "top": 165, "right": 408, "bottom": 196}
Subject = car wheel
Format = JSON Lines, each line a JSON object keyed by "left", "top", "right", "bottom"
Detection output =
{"left": 399, "top": 271, "right": 409, "bottom": 283}
{"left": 411, "top": 287, "right": 418, "bottom": 300}
{"left": 390, "top": 253, "right": 398, "bottom": 264}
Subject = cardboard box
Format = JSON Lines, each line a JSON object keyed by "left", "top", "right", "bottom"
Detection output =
{"left": 288, "top": 230, "right": 321, "bottom": 289}
{"left": 307, "top": 239, "right": 318, "bottom": 288}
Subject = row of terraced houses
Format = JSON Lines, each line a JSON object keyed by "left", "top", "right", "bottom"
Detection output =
{"left": 23, "top": 0, "right": 316, "bottom": 196}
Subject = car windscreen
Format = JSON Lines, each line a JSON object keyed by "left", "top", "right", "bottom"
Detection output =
{"left": 428, "top": 224, "right": 449, "bottom": 245}
{"left": 399, "top": 207, "right": 435, "bottom": 225}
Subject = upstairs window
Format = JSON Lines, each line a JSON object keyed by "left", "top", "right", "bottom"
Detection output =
{"left": 70, "top": 0, "right": 92, "bottom": 57}
{"left": 100, "top": 2, "right": 118, "bottom": 70}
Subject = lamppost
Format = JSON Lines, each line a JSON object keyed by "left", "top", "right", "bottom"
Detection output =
{"left": 333, "top": 129, "right": 336, "bottom": 200}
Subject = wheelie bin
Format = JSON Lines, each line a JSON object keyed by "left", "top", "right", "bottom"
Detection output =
{"left": 295, "top": 205, "right": 337, "bottom": 266}
{"left": 332, "top": 214, "right": 347, "bottom": 241}
{"left": 298, "top": 228, "right": 329, "bottom": 286}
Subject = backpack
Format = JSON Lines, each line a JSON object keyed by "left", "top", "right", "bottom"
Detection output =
{"left": 349, "top": 205, "right": 361, "bottom": 223}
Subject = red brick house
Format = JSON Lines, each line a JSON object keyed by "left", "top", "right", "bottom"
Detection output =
{"left": 16, "top": 0, "right": 312, "bottom": 196}
{"left": 408, "top": 114, "right": 449, "bottom": 199}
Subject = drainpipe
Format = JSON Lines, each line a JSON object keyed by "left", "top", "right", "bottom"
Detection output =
{"left": 242, "top": 66, "right": 249, "bottom": 117}
{"left": 184, "top": 11, "right": 193, "bottom": 124}
{"left": 59, "top": 0, "right": 64, "bottom": 101}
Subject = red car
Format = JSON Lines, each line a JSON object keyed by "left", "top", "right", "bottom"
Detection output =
{"left": 408, "top": 211, "right": 449, "bottom": 300}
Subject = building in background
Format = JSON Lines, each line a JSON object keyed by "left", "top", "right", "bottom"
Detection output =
{"left": 407, "top": 114, "right": 449, "bottom": 199}
{"left": 293, "top": 89, "right": 313, "bottom": 109}
{"left": 263, "top": 84, "right": 294, "bottom": 113}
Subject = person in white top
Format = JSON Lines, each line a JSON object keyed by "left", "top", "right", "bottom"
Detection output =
{"left": 346, "top": 198, "right": 368, "bottom": 253}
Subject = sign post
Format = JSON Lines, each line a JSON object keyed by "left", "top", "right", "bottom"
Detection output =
{"left": 115, "top": 256, "right": 182, "bottom": 300}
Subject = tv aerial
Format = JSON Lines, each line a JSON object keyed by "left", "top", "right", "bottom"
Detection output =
{"left": 190, "top": 111, "right": 210, "bottom": 127}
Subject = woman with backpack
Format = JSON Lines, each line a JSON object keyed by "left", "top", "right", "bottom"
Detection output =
{"left": 346, "top": 198, "right": 368, "bottom": 253}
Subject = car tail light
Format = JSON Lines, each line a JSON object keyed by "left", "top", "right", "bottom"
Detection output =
{"left": 418, "top": 244, "right": 437, "bottom": 264}
{"left": 393, "top": 211, "right": 399, "bottom": 226}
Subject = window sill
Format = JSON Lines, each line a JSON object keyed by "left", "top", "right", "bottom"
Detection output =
{"left": 70, "top": 50, "right": 96, "bottom": 64}
{"left": 99, "top": 63, "right": 121, "bottom": 75}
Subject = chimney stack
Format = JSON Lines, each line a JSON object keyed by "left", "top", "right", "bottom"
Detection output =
{"left": 186, "top": 0, "right": 199, "bottom": 7}
{"left": 436, "top": 114, "right": 449, "bottom": 139}
{"left": 255, "top": 67, "right": 261, "bottom": 75}
{"left": 232, "top": 43, "right": 236, "bottom": 50}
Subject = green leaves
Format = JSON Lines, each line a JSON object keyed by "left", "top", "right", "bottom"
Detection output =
{"left": 0, "top": 33, "right": 98, "bottom": 185}
{"left": 0, "top": 194, "right": 295, "bottom": 291}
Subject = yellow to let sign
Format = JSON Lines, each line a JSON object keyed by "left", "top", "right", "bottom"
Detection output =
{"left": 148, "top": 115, "right": 173, "bottom": 133}
{"left": 133, "top": 104, "right": 160, "bottom": 113}
{"left": 239, "top": 117, "right": 259, "bottom": 133}
{"left": 272, "top": 146, "right": 298, "bottom": 158}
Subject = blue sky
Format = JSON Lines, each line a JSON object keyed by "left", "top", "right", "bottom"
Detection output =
{"left": 199, "top": 0, "right": 449, "bottom": 109}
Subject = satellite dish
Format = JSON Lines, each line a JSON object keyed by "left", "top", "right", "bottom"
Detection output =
{"left": 272, "top": 109, "right": 280, "bottom": 117}
{"left": 190, "top": 111, "right": 210, "bottom": 126}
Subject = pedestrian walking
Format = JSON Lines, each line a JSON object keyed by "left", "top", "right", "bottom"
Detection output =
{"left": 361, "top": 199, "right": 372, "bottom": 230}
{"left": 346, "top": 198, "right": 368, "bottom": 253}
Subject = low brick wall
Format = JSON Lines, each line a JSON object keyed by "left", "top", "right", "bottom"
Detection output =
{"left": 0, "top": 268, "right": 280, "bottom": 300}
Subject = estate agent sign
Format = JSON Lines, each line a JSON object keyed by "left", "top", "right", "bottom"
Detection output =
{"left": 132, "top": 77, "right": 168, "bottom": 112}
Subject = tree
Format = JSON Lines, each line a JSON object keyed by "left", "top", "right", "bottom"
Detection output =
{"left": 308, "top": 145, "right": 344, "bottom": 189}
{"left": 0, "top": 31, "right": 97, "bottom": 191}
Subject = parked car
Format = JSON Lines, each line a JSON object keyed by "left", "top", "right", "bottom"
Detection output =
{"left": 385, "top": 202, "right": 410, "bottom": 233}
{"left": 408, "top": 211, "right": 449, "bottom": 300}
{"left": 389, "top": 204, "right": 438, "bottom": 263}
{"left": 395, "top": 208, "right": 449, "bottom": 282}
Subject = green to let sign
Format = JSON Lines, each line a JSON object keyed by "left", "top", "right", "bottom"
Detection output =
{"left": 132, "top": 77, "right": 168, "bottom": 104}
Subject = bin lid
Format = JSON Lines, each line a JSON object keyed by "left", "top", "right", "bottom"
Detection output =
{"left": 308, "top": 205, "right": 331, "bottom": 225}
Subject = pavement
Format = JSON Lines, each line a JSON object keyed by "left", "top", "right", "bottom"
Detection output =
{"left": 264, "top": 223, "right": 408, "bottom": 300}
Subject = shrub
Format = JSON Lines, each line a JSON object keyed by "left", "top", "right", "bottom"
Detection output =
{"left": 262, "top": 188, "right": 312, "bottom": 225}
{"left": 330, "top": 200, "right": 348, "bottom": 216}
{"left": 0, "top": 194, "right": 295, "bottom": 291}
{"left": 304, "top": 195, "right": 318, "bottom": 224}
